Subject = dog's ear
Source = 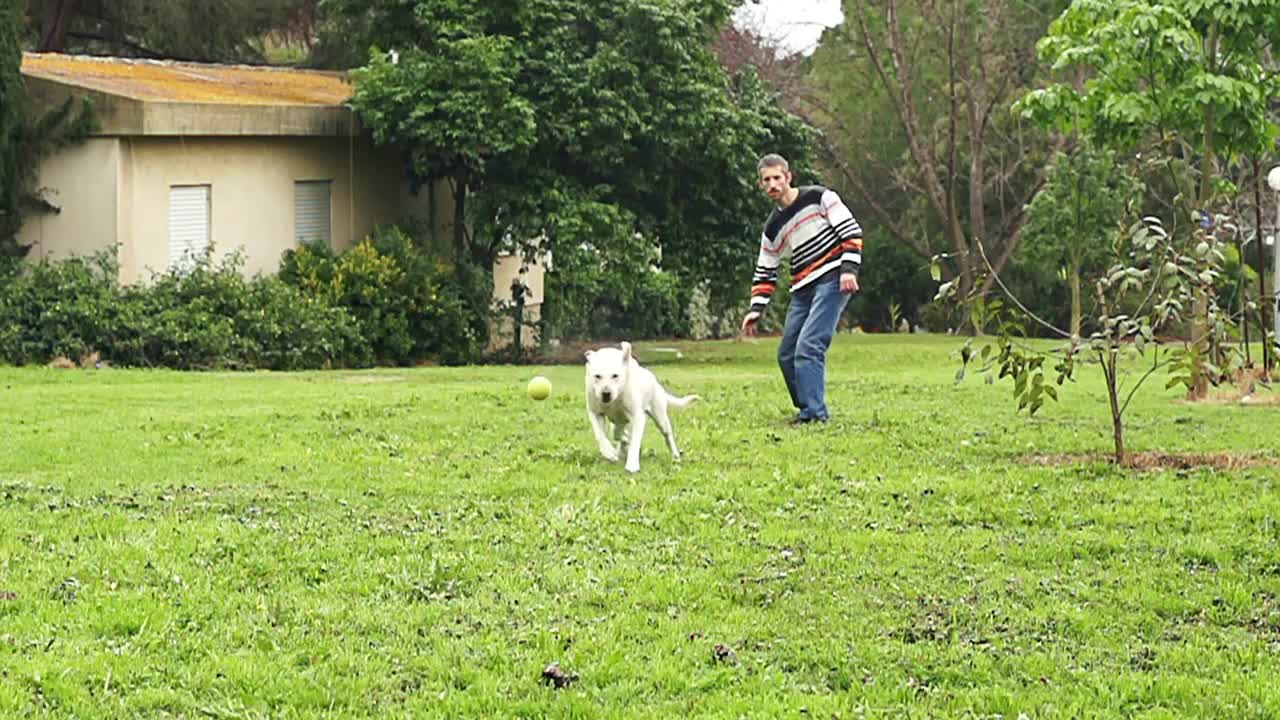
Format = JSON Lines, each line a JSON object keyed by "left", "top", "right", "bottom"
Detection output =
{"left": 620, "top": 341, "right": 631, "bottom": 361}
{"left": 584, "top": 349, "right": 594, "bottom": 360}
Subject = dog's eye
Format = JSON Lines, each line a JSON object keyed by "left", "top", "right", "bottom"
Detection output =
{"left": 611, "top": 374, "right": 619, "bottom": 380}
{"left": 594, "top": 374, "right": 602, "bottom": 380}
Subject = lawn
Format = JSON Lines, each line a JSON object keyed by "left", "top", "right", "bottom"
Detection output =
{"left": 1, "top": 334, "right": 1278, "bottom": 718}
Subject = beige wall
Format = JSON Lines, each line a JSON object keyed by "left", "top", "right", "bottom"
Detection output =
{"left": 117, "top": 135, "right": 403, "bottom": 282}
{"left": 493, "top": 251, "right": 546, "bottom": 306}
{"left": 17, "top": 138, "right": 121, "bottom": 262}
{"left": 400, "top": 177, "right": 456, "bottom": 260}
{"left": 21, "top": 129, "right": 547, "bottom": 351}
{"left": 489, "top": 251, "right": 547, "bottom": 351}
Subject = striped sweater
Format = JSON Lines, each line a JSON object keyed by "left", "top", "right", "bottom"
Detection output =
{"left": 750, "top": 185, "right": 864, "bottom": 314}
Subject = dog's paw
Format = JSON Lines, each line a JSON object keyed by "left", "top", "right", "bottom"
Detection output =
{"left": 624, "top": 461, "right": 640, "bottom": 474}
{"left": 600, "top": 447, "right": 621, "bottom": 463}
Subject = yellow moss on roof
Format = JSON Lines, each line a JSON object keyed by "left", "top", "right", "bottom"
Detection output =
{"left": 21, "top": 52, "right": 353, "bottom": 106}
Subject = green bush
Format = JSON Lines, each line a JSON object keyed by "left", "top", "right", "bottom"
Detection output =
{"left": 116, "top": 255, "right": 258, "bottom": 368}
{"left": 0, "top": 252, "right": 119, "bottom": 364}
{"left": 841, "top": 234, "right": 935, "bottom": 332}
{"left": 111, "top": 258, "right": 370, "bottom": 370}
{"left": 543, "top": 267, "right": 692, "bottom": 341}
{"left": 0, "top": 250, "right": 368, "bottom": 370}
{"left": 0, "top": 230, "right": 484, "bottom": 370}
{"left": 238, "top": 279, "right": 371, "bottom": 370}
{"left": 541, "top": 235, "right": 694, "bottom": 341}
{"left": 918, "top": 298, "right": 963, "bottom": 334}
{"left": 280, "top": 226, "right": 488, "bottom": 365}
{"left": 686, "top": 282, "right": 744, "bottom": 340}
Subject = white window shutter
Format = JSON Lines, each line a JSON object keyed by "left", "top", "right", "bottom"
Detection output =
{"left": 294, "top": 180, "right": 332, "bottom": 246}
{"left": 168, "top": 185, "right": 210, "bottom": 271}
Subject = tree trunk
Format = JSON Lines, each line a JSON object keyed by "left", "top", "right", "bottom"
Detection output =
{"left": 1103, "top": 348, "right": 1125, "bottom": 465}
{"left": 38, "top": 0, "right": 80, "bottom": 52}
{"left": 1188, "top": 287, "right": 1210, "bottom": 400}
{"left": 1187, "top": 22, "right": 1220, "bottom": 401}
{"left": 1255, "top": 158, "right": 1273, "bottom": 377}
{"left": 451, "top": 172, "right": 468, "bottom": 261}
{"left": 1070, "top": 265, "right": 1082, "bottom": 338}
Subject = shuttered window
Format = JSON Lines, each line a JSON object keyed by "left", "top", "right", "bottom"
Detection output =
{"left": 168, "top": 185, "right": 211, "bottom": 271}
{"left": 294, "top": 180, "right": 332, "bottom": 246}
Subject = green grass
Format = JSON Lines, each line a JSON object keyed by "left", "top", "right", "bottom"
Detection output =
{"left": 1, "top": 334, "right": 1278, "bottom": 718}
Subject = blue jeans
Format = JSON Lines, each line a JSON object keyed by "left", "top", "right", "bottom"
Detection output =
{"left": 777, "top": 272, "right": 851, "bottom": 421}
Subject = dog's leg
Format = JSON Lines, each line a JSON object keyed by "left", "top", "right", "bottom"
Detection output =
{"left": 613, "top": 419, "right": 630, "bottom": 460}
{"left": 587, "top": 409, "right": 619, "bottom": 462}
{"left": 623, "top": 408, "right": 647, "bottom": 474}
{"left": 650, "top": 398, "right": 681, "bottom": 461}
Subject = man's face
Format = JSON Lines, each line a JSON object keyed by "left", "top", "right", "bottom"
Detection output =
{"left": 758, "top": 164, "right": 792, "bottom": 203}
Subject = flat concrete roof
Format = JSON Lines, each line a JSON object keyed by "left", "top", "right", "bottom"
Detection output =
{"left": 20, "top": 53, "right": 360, "bottom": 137}
{"left": 21, "top": 53, "right": 353, "bottom": 105}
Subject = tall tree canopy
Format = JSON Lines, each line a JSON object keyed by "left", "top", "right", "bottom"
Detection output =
{"left": 326, "top": 0, "right": 819, "bottom": 307}
{"left": 26, "top": 0, "right": 320, "bottom": 62}
{"left": 1019, "top": 143, "right": 1145, "bottom": 337}
{"left": 802, "top": 0, "right": 1070, "bottom": 309}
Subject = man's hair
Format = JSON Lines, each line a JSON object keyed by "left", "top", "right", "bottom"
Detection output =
{"left": 757, "top": 153, "right": 789, "bottom": 173}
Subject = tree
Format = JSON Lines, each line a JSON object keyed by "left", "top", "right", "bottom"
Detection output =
{"left": 327, "top": 0, "right": 819, "bottom": 311}
{"left": 1015, "top": 0, "right": 1280, "bottom": 398}
{"left": 2, "top": 0, "right": 26, "bottom": 254}
{"left": 26, "top": 0, "right": 320, "bottom": 63}
{"left": 954, "top": 211, "right": 1234, "bottom": 466}
{"left": 3, "top": 1, "right": 98, "bottom": 257}
{"left": 712, "top": 24, "right": 809, "bottom": 106}
{"left": 1, "top": 0, "right": 97, "bottom": 256}
{"left": 1019, "top": 143, "right": 1145, "bottom": 337}
{"left": 800, "top": 0, "right": 1070, "bottom": 321}
{"left": 711, "top": 23, "right": 944, "bottom": 333}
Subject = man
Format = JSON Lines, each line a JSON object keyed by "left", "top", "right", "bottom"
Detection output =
{"left": 741, "top": 153, "right": 863, "bottom": 424}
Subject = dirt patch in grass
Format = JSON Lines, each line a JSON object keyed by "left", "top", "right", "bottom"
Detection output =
{"left": 1197, "top": 389, "right": 1280, "bottom": 407}
{"left": 1193, "top": 368, "right": 1280, "bottom": 406}
{"left": 1027, "top": 451, "right": 1280, "bottom": 470}
{"left": 337, "top": 374, "right": 407, "bottom": 384}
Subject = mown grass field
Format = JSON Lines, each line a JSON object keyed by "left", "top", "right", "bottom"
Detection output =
{"left": 1, "top": 334, "right": 1278, "bottom": 718}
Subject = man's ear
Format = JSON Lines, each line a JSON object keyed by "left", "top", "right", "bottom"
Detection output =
{"left": 620, "top": 342, "right": 631, "bottom": 362}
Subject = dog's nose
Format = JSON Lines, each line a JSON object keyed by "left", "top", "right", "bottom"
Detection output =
{"left": 601, "top": 392, "right": 612, "bottom": 403}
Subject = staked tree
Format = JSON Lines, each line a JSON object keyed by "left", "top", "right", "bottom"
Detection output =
{"left": 1015, "top": 0, "right": 1280, "bottom": 397}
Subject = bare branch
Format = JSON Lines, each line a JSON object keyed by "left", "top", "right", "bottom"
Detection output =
{"left": 1119, "top": 347, "right": 1176, "bottom": 416}
{"left": 816, "top": 137, "right": 933, "bottom": 257}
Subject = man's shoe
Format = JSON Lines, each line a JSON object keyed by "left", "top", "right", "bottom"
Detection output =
{"left": 789, "top": 414, "right": 828, "bottom": 425}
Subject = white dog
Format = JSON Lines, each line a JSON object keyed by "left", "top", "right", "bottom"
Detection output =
{"left": 584, "top": 341, "right": 699, "bottom": 473}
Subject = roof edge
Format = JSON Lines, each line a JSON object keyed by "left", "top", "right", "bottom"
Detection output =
{"left": 21, "top": 51, "right": 349, "bottom": 80}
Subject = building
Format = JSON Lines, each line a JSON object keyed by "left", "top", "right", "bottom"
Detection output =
{"left": 17, "top": 52, "right": 543, "bottom": 348}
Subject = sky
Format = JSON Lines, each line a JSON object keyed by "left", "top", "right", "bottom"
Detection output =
{"left": 731, "top": 0, "right": 845, "bottom": 56}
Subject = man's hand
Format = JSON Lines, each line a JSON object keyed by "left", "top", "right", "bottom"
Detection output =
{"left": 839, "top": 272, "right": 859, "bottom": 295}
{"left": 741, "top": 311, "right": 761, "bottom": 336}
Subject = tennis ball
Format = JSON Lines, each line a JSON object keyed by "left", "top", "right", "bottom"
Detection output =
{"left": 527, "top": 375, "right": 552, "bottom": 400}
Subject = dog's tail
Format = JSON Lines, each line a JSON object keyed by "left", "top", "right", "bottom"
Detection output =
{"left": 666, "top": 393, "right": 700, "bottom": 409}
